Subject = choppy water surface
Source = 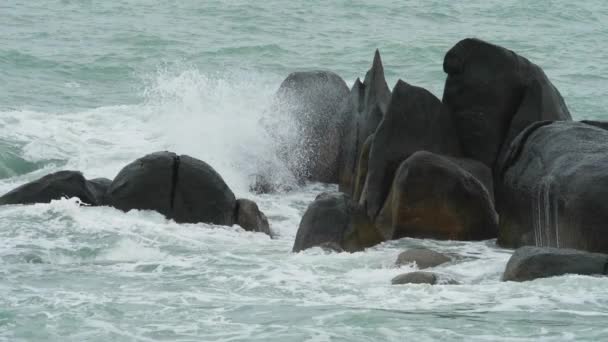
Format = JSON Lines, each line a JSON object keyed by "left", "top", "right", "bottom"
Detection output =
{"left": 1, "top": 1, "right": 608, "bottom": 341}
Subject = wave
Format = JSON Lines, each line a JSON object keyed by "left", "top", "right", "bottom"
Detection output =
{"left": 0, "top": 66, "right": 305, "bottom": 197}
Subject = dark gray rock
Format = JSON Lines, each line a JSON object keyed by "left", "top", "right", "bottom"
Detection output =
{"left": 171, "top": 155, "right": 236, "bottom": 225}
{"left": 0, "top": 170, "right": 100, "bottom": 206}
{"left": 87, "top": 177, "right": 112, "bottom": 206}
{"left": 292, "top": 192, "right": 383, "bottom": 253}
{"left": 107, "top": 152, "right": 236, "bottom": 225}
{"left": 236, "top": 198, "right": 271, "bottom": 236}
{"left": 442, "top": 38, "right": 571, "bottom": 168}
{"left": 375, "top": 151, "right": 498, "bottom": 241}
{"left": 503, "top": 246, "right": 608, "bottom": 282}
{"left": 391, "top": 271, "right": 459, "bottom": 285}
{"left": 581, "top": 120, "right": 608, "bottom": 131}
{"left": 269, "top": 71, "right": 350, "bottom": 183}
{"left": 339, "top": 50, "right": 391, "bottom": 196}
{"left": 496, "top": 121, "right": 608, "bottom": 252}
{"left": 107, "top": 152, "right": 176, "bottom": 217}
{"left": 361, "top": 80, "right": 462, "bottom": 219}
{"left": 395, "top": 248, "right": 451, "bottom": 269}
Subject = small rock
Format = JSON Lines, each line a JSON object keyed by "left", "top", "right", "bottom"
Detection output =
{"left": 236, "top": 198, "right": 272, "bottom": 236}
{"left": 395, "top": 248, "right": 450, "bottom": 269}
{"left": 391, "top": 271, "right": 459, "bottom": 285}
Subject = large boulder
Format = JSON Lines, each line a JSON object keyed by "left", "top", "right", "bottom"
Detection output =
{"left": 107, "top": 152, "right": 176, "bottom": 218}
{"left": 292, "top": 192, "right": 383, "bottom": 253}
{"left": 339, "top": 50, "right": 391, "bottom": 195}
{"left": 496, "top": 121, "right": 608, "bottom": 253}
{"left": 268, "top": 71, "right": 350, "bottom": 183}
{"left": 361, "top": 80, "right": 462, "bottom": 219}
{"left": 107, "top": 152, "right": 236, "bottom": 225}
{"left": 0, "top": 171, "right": 102, "bottom": 206}
{"left": 503, "top": 246, "right": 608, "bottom": 282}
{"left": 236, "top": 198, "right": 271, "bottom": 236}
{"left": 442, "top": 38, "right": 571, "bottom": 168}
{"left": 375, "top": 151, "right": 497, "bottom": 241}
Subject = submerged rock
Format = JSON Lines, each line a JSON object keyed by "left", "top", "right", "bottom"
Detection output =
{"left": 503, "top": 246, "right": 608, "bottom": 282}
{"left": 391, "top": 271, "right": 459, "bottom": 285}
{"left": 395, "top": 248, "right": 451, "bottom": 269}
{"left": 496, "top": 121, "right": 608, "bottom": 252}
{"left": 107, "top": 151, "right": 236, "bottom": 226}
{"left": 269, "top": 70, "right": 350, "bottom": 183}
{"left": 442, "top": 38, "right": 571, "bottom": 168}
{"left": 292, "top": 192, "right": 383, "bottom": 253}
{"left": 339, "top": 50, "right": 391, "bottom": 196}
{"left": 0, "top": 170, "right": 102, "bottom": 206}
{"left": 375, "top": 151, "right": 498, "bottom": 241}
{"left": 236, "top": 198, "right": 271, "bottom": 236}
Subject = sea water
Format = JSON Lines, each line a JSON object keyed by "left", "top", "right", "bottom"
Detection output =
{"left": 1, "top": 1, "right": 608, "bottom": 340}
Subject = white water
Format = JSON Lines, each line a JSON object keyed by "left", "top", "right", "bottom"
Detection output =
{"left": 2, "top": 70, "right": 608, "bottom": 341}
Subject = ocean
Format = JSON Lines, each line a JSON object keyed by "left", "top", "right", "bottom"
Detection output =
{"left": 1, "top": 1, "right": 608, "bottom": 340}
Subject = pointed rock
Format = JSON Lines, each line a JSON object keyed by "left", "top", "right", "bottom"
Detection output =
{"left": 361, "top": 80, "right": 462, "bottom": 219}
{"left": 338, "top": 50, "right": 391, "bottom": 196}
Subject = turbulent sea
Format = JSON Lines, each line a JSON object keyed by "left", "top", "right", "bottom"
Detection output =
{"left": 2, "top": 1, "right": 608, "bottom": 341}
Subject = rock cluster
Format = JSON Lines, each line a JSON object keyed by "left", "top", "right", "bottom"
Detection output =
{"left": 289, "top": 38, "right": 598, "bottom": 254}
{"left": 0, "top": 152, "right": 272, "bottom": 236}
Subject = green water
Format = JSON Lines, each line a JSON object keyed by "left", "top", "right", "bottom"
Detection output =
{"left": 1, "top": 1, "right": 608, "bottom": 341}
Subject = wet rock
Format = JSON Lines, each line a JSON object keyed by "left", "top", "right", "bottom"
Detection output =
{"left": 292, "top": 192, "right": 383, "bottom": 253}
{"left": 269, "top": 70, "right": 350, "bottom": 183}
{"left": 442, "top": 38, "right": 571, "bottom": 168}
{"left": 236, "top": 198, "right": 271, "bottom": 236}
{"left": 361, "top": 80, "right": 462, "bottom": 219}
{"left": 375, "top": 151, "right": 498, "bottom": 241}
{"left": 107, "top": 152, "right": 236, "bottom": 226}
{"left": 496, "top": 121, "right": 608, "bottom": 252}
{"left": 87, "top": 177, "right": 112, "bottom": 205}
{"left": 339, "top": 50, "right": 391, "bottom": 196}
{"left": 391, "top": 271, "right": 459, "bottom": 285}
{"left": 171, "top": 155, "right": 236, "bottom": 225}
{"left": 395, "top": 248, "right": 451, "bottom": 269}
{"left": 107, "top": 152, "right": 176, "bottom": 218}
{"left": 0, "top": 170, "right": 101, "bottom": 206}
{"left": 503, "top": 246, "right": 608, "bottom": 282}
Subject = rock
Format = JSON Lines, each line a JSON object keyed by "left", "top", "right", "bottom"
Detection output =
{"left": 0, "top": 170, "right": 101, "bottom": 206}
{"left": 249, "top": 174, "right": 277, "bottom": 194}
{"left": 361, "top": 80, "right": 462, "bottom": 219}
{"left": 503, "top": 246, "right": 608, "bottom": 282}
{"left": 87, "top": 177, "right": 112, "bottom": 205}
{"left": 395, "top": 248, "right": 451, "bottom": 269}
{"left": 292, "top": 192, "right": 383, "bottom": 253}
{"left": 580, "top": 120, "right": 608, "bottom": 131}
{"left": 269, "top": 71, "right": 350, "bottom": 183}
{"left": 107, "top": 152, "right": 176, "bottom": 218}
{"left": 391, "top": 271, "right": 459, "bottom": 285}
{"left": 442, "top": 38, "right": 571, "bottom": 168}
{"left": 447, "top": 157, "right": 494, "bottom": 201}
{"left": 171, "top": 155, "right": 236, "bottom": 225}
{"left": 375, "top": 151, "right": 498, "bottom": 241}
{"left": 352, "top": 134, "right": 374, "bottom": 202}
{"left": 236, "top": 198, "right": 271, "bottom": 236}
{"left": 496, "top": 121, "right": 608, "bottom": 252}
{"left": 107, "top": 152, "right": 236, "bottom": 225}
{"left": 339, "top": 50, "right": 391, "bottom": 196}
